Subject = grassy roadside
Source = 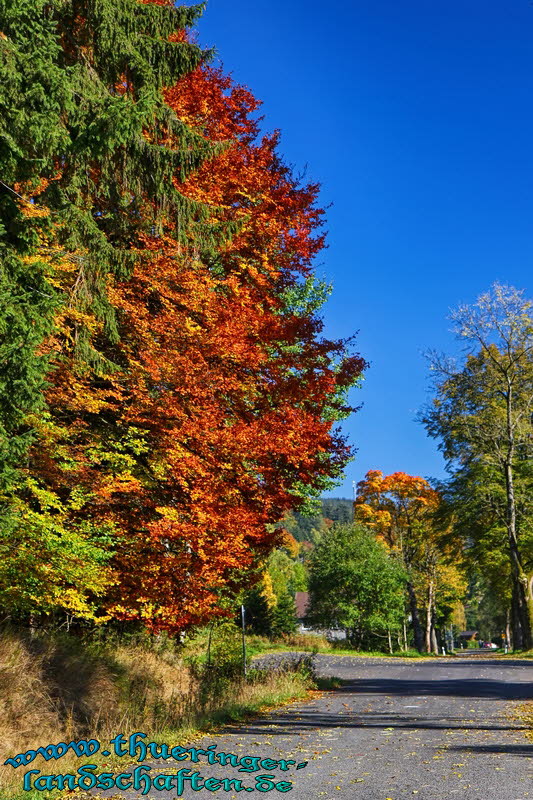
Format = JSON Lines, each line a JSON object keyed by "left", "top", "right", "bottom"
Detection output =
{"left": 497, "top": 648, "right": 533, "bottom": 659}
{"left": 0, "top": 627, "right": 315, "bottom": 800}
{"left": 237, "top": 632, "right": 437, "bottom": 660}
{"left": 240, "top": 633, "right": 533, "bottom": 660}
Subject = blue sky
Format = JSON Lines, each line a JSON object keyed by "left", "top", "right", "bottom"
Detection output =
{"left": 193, "top": 0, "right": 533, "bottom": 497}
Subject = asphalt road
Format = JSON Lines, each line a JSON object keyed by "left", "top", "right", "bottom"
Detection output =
{"left": 85, "top": 654, "right": 533, "bottom": 800}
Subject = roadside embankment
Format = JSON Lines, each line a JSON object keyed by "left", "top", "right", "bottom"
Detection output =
{"left": 0, "top": 628, "right": 314, "bottom": 800}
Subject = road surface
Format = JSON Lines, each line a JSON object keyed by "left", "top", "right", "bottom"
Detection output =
{"left": 79, "top": 654, "right": 533, "bottom": 799}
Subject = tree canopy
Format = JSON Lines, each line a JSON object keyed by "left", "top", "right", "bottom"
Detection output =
{"left": 0, "top": 0, "right": 366, "bottom": 632}
{"left": 307, "top": 524, "right": 407, "bottom": 647}
{"left": 421, "top": 283, "right": 533, "bottom": 649}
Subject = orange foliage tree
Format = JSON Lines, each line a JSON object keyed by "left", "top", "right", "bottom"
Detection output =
{"left": 354, "top": 470, "right": 453, "bottom": 652}
{"left": 29, "top": 55, "right": 365, "bottom": 632}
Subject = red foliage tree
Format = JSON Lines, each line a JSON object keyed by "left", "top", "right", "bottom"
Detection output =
{"left": 32, "top": 59, "right": 366, "bottom": 632}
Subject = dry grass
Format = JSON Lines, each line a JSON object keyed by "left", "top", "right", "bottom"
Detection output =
{"left": 242, "top": 632, "right": 432, "bottom": 659}
{"left": 0, "top": 633, "right": 61, "bottom": 773}
{"left": 243, "top": 632, "right": 332, "bottom": 657}
{"left": 0, "top": 628, "right": 313, "bottom": 800}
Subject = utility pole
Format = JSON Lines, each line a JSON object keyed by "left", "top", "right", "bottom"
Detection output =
{"left": 241, "top": 605, "right": 247, "bottom": 677}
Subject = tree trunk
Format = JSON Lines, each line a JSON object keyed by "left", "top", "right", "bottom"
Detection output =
{"left": 407, "top": 580, "right": 424, "bottom": 652}
{"left": 387, "top": 628, "right": 393, "bottom": 654}
{"left": 511, "top": 582, "right": 523, "bottom": 650}
{"left": 527, "top": 571, "right": 533, "bottom": 644}
{"left": 505, "top": 607, "right": 512, "bottom": 650}
{"left": 504, "top": 458, "right": 532, "bottom": 649}
{"left": 504, "top": 383, "right": 532, "bottom": 649}
{"left": 430, "top": 620, "right": 439, "bottom": 655}
{"left": 425, "top": 582, "right": 433, "bottom": 654}
{"left": 29, "top": 614, "right": 38, "bottom": 639}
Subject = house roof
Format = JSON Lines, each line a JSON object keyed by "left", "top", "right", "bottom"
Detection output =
{"left": 295, "top": 591, "right": 309, "bottom": 619}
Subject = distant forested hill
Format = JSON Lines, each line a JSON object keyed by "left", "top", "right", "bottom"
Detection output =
{"left": 321, "top": 498, "right": 354, "bottom": 524}
{"left": 283, "top": 498, "right": 353, "bottom": 542}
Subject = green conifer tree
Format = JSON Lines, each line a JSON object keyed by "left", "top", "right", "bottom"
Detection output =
{"left": 0, "top": 0, "right": 217, "bottom": 620}
{"left": 270, "top": 591, "right": 297, "bottom": 638}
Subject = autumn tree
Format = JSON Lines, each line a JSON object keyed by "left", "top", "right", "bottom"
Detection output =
{"left": 433, "top": 462, "right": 516, "bottom": 646}
{"left": 79, "top": 64, "right": 366, "bottom": 632}
{"left": 1, "top": 4, "right": 366, "bottom": 630}
{"left": 266, "top": 534, "right": 304, "bottom": 637}
{"left": 0, "top": 0, "right": 229, "bottom": 622}
{"left": 421, "top": 283, "right": 533, "bottom": 649}
{"left": 354, "top": 470, "right": 450, "bottom": 652}
{"left": 1, "top": 0, "right": 212, "bottom": 619}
